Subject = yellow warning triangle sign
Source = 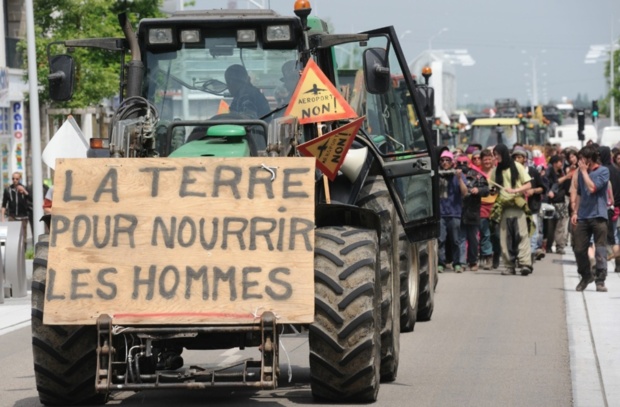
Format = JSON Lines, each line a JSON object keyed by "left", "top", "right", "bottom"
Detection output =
{"left": 297, "top": 117, "right": 365, "bottom": 180}
{"left": 285, "top": 59, "right": 357, "bottom": 124}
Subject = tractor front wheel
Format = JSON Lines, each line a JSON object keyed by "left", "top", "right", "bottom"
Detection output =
{"left": 31, "top": 234, "right": 107, "bottom": 406}
{"left": 310, "top": 226, "right": 381, "bottom": 402}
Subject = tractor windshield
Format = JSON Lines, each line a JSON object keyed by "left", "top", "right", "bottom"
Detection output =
{"left": 471, "top": 124, "right": 519, "bottom": 148}
{"left": 144, "top": 32, "right": 298, "bottom": 122}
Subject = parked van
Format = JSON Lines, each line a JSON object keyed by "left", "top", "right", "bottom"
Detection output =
{"left": 600, "top": 126, "right": 620, "bottom": 148}
{"left": 548, "top": 124, "right": 596, "bottom": 149}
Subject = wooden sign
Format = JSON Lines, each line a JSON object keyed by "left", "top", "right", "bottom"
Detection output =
{"left": 284, "top": 59, "right": 357, "bottom": 124}
{"left": 44, "top": 157, "right": 316, "bottom": 325}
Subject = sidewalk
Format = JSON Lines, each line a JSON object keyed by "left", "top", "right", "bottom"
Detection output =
{"left": 0, "top": 291, "right": 30, "bottom": 336}
{"left": 0, "top": 254, "right": 619, "bottom": 405}
{"left": 563, "top": 250, "right": 620, "bottom": 407}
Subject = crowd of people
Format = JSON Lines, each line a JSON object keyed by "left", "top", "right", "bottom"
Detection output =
{"left": 436, "top": 141, "right": 618, "bottom": 292}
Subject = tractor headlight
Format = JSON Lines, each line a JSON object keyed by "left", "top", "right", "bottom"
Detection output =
{"left": 266, "top": 25, "right": 291, "bottom": 42}
{"left": 180, "top": 30, "right": 201, "bottom": 43}
{"left": 148, "top": 28, "right": 174, "bottom": 45}
{"left": 237, "top": 29, "right": 257, "bottom": 45}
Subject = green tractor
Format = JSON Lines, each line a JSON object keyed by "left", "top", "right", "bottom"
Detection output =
{"left": 34, "top": 2, "right": 439, "bottom": 404}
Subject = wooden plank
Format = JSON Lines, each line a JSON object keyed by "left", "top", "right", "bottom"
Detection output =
{"left": 44, "top": 157, "right": 316, "bottom": 325}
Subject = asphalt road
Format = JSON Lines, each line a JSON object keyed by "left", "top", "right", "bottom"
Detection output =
{"left": 0, "top": 254, "right": 572, "bottom": 407}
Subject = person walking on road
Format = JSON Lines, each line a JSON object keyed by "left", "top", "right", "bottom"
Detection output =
{"left": 458, "top": 153, "right": 489, "bottom": 271}
{"left": 571, "top": 145, "right": 610, "bottom": 292}
{"left": 600, "top": 146, "right": 620, "bottom": 272}
{"left": 479, "top": 149, "right": 500, "bottom": 269}
{"left": 545, "top": 155, "right": 573, "bottom": 254}
{"left": 512, "top": 147, "right": 546, "bottom": 263}
{"left": 438, "top": 149, "right": 468, "bottom": 273}
{"left": 490, "top": 144, "right": 533, "bottom": 276}
{"left": 565, "top": 149, "right": 580, "bottom": 248}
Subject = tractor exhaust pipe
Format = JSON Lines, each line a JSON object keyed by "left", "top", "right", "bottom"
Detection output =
{"left": 119, "top": 13, "right": 143, "bottom": 98}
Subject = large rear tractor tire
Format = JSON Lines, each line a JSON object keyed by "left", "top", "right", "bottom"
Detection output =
{"left": 416, "top": 239, "right": 438, "bottom": 321}
{"left": 31, "top": 234, "right": 107, "bottom": 406}
{"left": 398, "top": 225, "right": 419, "bottom": 332}
{"left": 357, "top": 176, "right": 400, "bottom": 382}
{"left": 310, "top": 226, "right": 381, "bottom": 402}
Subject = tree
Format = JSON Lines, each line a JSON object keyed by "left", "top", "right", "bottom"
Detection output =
{"left": 22, "top": 0, "right": 163, "bottom": 108}
{"left": 603, "top": 43, "right": 620, "bottom": 124}
{"left": 599, "top": 42, "right": 620, "bottom": 126}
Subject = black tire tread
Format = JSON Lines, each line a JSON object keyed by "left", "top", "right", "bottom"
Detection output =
{"left": 357, "top": 176, "right": 400, "bottom": 381}
{"left": 310, "top": 226, "right": 381, "bottom": 402}
{"left": 417, "top": 240, "right": 438, "bottom": 321}
{"left": 399, "top": 226, "right": 419, "bottom": 332}
{"left": 31, "top": 234, "right": 107, "bottom": 406}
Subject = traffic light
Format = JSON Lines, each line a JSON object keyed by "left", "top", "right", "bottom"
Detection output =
{"left": 591, "top": 100, "right": 599, "bottom": 122}
{"left": 577, "top": 109, "right": 585, "bottom": 141}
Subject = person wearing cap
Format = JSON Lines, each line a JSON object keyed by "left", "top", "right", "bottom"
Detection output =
{"left": 512, "top": 147, "right": 547, "bottom": 263}
{"left": 490, "top": 144, "right": 533, "bottom": 276}
{"left": 465, "top": 144, "right": 482, "bottom": 157}
{"left": 438, "top": 149, "right": 468, "bottom": 273}
{"left": 458, "top": 154, "right": 489, "bottom": 271}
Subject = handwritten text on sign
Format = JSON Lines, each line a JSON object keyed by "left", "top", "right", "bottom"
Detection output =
{"left": 44, "top": 157, "right": 316, "bottom": 325}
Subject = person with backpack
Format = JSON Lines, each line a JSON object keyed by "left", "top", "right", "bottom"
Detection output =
{"left": 512, "top": 147, "right": 546, "bottom": 263}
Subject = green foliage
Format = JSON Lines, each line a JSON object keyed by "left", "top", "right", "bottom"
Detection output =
{"left": 603, "top": 44, "right": 620, "bottom": 123}
{"left": 25, "top": 248, "right": 35, "bottom": 260}
{"left": 22, "top": 0, "right": 164, "bottom": 108}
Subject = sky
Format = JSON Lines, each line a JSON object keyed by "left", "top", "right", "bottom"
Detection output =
{"left": 183, "top": 0, "right": 620, "bottom": 108}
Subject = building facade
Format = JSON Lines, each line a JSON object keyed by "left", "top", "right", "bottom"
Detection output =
{"left": 1, "top": 0, "right": 28, "bottom": 190}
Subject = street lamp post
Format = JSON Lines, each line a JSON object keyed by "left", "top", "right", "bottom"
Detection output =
{"left": 532, "top": 62, "right": 538, "bottom": 109}
{"left": 529, "top": 57, "right": 539, "bottom": 108}
{"left": 522, "top": 49, "right": 547, "bottom": 111}
{"left": 25, "top": 0, "right": 45, "bottom": 241}
{"left": 428, "top": 28, "right": 448, "bottom": 51}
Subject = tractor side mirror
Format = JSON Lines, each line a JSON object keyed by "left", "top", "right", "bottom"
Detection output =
{"left": 415, "top": 66, "right": 435, "bottom": 119}
{"left": 363, "top": 48, "right": 390, "bottom": 94}
{"left": 416, "top": 85, "right": 435, "bottom": 119}
{"left": 48, "top": 54, "right": 75, "bottom": 102}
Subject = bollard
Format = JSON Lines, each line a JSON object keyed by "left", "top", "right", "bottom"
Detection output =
{"left": 0, "top": 222, "right": 27, "bottom": 298}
